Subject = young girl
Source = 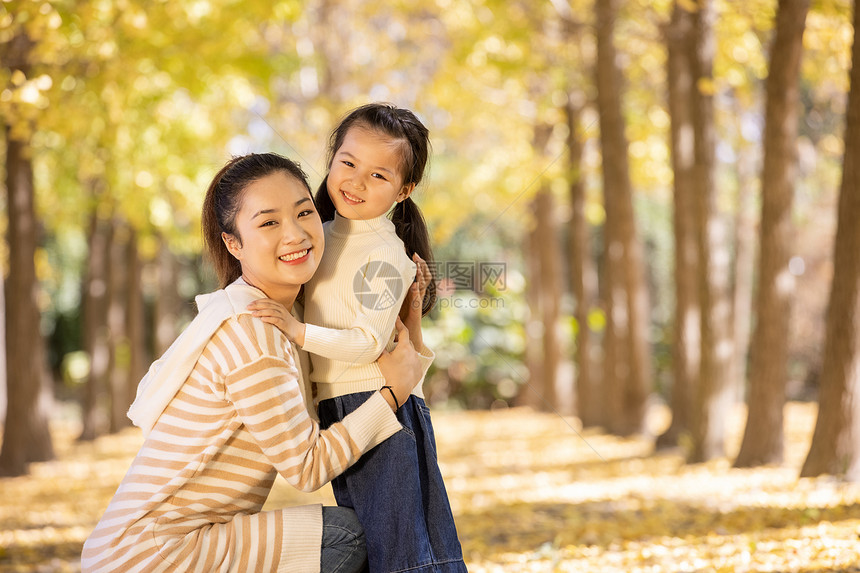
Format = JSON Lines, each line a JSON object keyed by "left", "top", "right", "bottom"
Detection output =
{"left": 250, "top": 104, "right": 467, "bottom": 573}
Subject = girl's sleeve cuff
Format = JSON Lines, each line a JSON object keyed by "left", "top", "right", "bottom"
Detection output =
{"left": 417, "top": 344, "right": 435, "bottom": 381}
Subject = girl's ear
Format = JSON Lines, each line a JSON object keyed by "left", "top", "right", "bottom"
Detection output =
{"left": 222, "top": 232, "right": 242, "bottom": 260}
{"left": 397, "top": 182, "right": 416, "bottom": 203}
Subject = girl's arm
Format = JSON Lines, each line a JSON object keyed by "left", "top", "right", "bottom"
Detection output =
{"left": 250, "top": 252, "right": 423, "bottom": 364}
{"left": 224, "top": 315, "right": 422, "bottom": 492}
{"left": 248, "top": 302, "right": 388, "bottom": 364}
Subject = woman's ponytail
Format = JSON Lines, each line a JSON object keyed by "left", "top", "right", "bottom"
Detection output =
{"left": 202, "top": 159, "right": 244, "bottom": 288}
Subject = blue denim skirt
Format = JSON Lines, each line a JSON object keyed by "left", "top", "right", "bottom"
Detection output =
{"left": 319, "top": 392, "right": 468, "bottom": 573}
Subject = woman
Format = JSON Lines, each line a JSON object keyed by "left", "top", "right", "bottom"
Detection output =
{"left": 82, "top": 153, "right": 434, "bottom": 572}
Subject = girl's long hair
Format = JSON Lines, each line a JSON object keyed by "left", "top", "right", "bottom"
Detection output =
{"left": 315, "top": 103, "right": 437, "bottom": 315}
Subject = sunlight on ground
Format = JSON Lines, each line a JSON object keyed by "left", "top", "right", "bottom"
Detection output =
{"left": 2, "top": 402, "right": 860, "bottom": 572}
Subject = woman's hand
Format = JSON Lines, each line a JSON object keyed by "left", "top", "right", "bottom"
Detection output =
{"left": 247, "top": 298, "right": 307, "bottom": 346}
{"left": 377, "top": 318, "right": 422, "bottom": 411}
{"left": 399, "top": 254, "right": 431, "bottom": 350}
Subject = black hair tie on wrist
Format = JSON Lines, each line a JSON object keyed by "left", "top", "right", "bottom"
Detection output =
{"left": 382, "top": 385, "right": 400, "bottom": 410}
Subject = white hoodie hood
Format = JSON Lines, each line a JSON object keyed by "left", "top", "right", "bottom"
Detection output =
{"left": 127, "top": 278, "right": 265, "bottom": 437}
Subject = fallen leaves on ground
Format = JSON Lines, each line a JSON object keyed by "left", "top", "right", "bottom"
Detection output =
{"left": 2, "top": 402, "right": 860, "bottom": 572}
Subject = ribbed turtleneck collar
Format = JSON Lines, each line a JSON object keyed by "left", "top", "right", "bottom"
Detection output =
{"left": 328, "top": 212, "right": 394, "bottom": 236}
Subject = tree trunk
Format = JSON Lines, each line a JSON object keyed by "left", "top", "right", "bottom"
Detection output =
{"left": 566, "top": 97, "right": 600, "bottom": 427}
{"left": 316, "top": 0, "right": 346, "bottom": 104}
{"left": 125, "top": 229, "right": 147, "bottom": 414}
{"left": 518, "top": 121, "right": 565, "bottom": 413}
{"left": 595, "top": 0, "right": 652, "bottom": 436}
{"left": 535, "top": 186, "right": 563, "bottom": 412}
{"left": 0, "top": 123, "right": 55, "bottom": 476}
{"left": 520, "top": 214, "right": 545, "bottom": 410}
{"left": 108, "top": 220, "right": 132, "bottom": 433}
{"left": 155, "top": 239, "right": 182, "bottom": 356}
{"left": 690, "top": 0, "right": 735, "bottom": 462}
{"left": 78, "top": 211, "right": 113, "bottom": 441}
{"left": 659, "top": 0, "right": 700, "bottom": 449}
{"left": 735, "top": 0, "right": 809, "bottom": 468}
{"left": 800, "top": 0, "right": 860, "bottom": 481}
{"left": 0, "top": 272, "right": 5, "bottom": 426}
{"left": 730, "top": 101, "right": 758, "bottom": 406}
{"left": 596, "top": 0, "right": 626, "bottom": 434}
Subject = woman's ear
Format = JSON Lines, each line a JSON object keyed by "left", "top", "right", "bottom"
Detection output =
{"left": 397, "top": 182, "right": 416, "bottom": 203}
{"left": 222, "top": 232, "right": 242, "bottom": 260}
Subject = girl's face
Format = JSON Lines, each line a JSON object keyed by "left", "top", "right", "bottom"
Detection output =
{"left": 326, "top": 126, "right": 415, "bottom": 221}
{"left": 223, "top": 171, "right": 324, "bottom": 307}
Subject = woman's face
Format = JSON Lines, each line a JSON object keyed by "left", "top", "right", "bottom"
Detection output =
{"left": 223, "top": 171, "right": 324, "bottom": 306}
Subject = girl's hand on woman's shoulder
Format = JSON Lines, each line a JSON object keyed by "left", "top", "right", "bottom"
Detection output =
{"left": 247, "top": 298, "right": 307, "bottom": 346}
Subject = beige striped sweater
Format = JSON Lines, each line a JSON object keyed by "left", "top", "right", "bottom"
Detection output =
{"left": 82, "top": 313, "right": 401, "bottom": 573}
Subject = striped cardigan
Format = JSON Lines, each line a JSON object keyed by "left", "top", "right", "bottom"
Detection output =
{"left": 81, "top": 311, "right": 402, "bottom": 572}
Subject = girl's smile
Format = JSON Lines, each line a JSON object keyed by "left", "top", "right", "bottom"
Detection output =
{"left": 340, "top": 190, "right": 365, "bottom": 205}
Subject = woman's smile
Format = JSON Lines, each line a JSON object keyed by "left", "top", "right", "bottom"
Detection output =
{"left": 279, "top": 248, "right": 311, "bottom": 264}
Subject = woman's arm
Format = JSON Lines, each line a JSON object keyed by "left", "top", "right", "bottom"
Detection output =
{"left": 224, "top": 316, "right": 423, "bottom": 492}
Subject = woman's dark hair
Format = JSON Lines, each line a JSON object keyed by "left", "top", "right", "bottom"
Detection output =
{"left": 314, "top": 103, "right": 437, "bottom": 314}
{"left": 202, "top": 153, "right": 311, "bottom": 287}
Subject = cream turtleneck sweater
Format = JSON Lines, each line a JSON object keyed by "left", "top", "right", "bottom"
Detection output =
{"left": 302, "top": 213, "right": 432, "bottom": 401}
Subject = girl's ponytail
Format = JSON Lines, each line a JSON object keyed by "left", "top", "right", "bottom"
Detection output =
{"left": 391, "top": 197, "right": 436, "bottom": 315}
{"left": 314, "top": 175, "right": 337, "bottom": 223}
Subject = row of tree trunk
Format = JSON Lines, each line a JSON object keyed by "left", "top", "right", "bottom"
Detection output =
{"left": 0, "top": 132, "right": 186, "bottom": 475}
{"left": 524, "top": 0, "right": 860, "bottom": 479}
{"left": 78, "top": 212, "right": 149, "bottom": 440}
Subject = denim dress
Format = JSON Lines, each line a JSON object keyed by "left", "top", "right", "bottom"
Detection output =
{"left": 319, "top": 392, "right": 468, "bottom": 573}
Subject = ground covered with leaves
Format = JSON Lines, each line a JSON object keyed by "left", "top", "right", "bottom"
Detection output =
{"left": 2, "top": 402, "right": 860, "bottom": 572}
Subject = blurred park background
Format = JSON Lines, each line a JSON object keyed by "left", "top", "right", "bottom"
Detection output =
{"left": 4, "top": 0, "right": 860, "bottom": 570}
